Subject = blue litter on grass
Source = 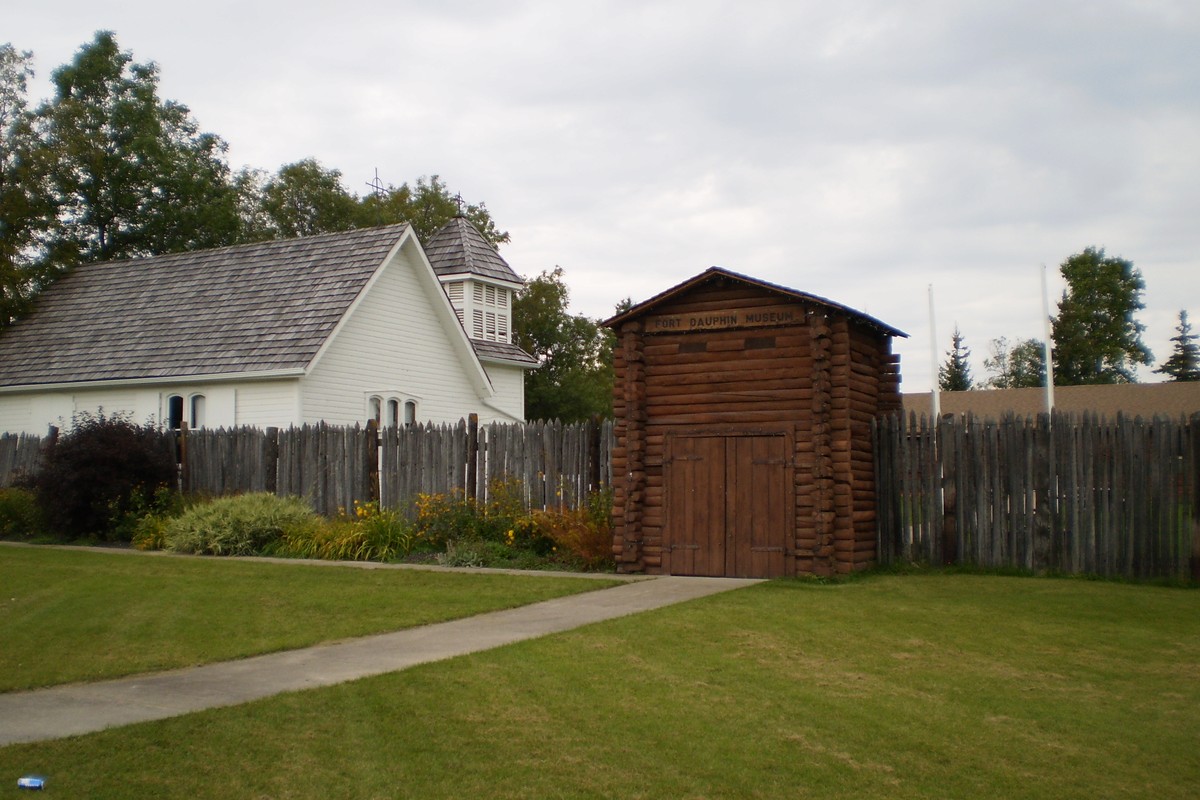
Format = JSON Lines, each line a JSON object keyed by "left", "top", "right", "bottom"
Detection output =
{"left": 17, "top": 775, "right": 45, "bottom": 790}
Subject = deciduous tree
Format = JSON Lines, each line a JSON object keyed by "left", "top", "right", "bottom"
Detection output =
{"left": 240, "top": 167, "right": 509, "bottom": 247}
{"left": 983, "top": 336, "right": 1045, "bottom": 389}
{"left": 3, "top": 34, "right": 510, "bottom": 320}
{"left": 513, "top": 267, "right": 613, "bottom": 422}
{"left": 34, "top": 32, "right": 239, "bottom": 266}
{"left": 0, "top": 44, "right": 52, "bottom": 327}
{"left": 358, "top": 174, "right": 508, "bottom": 246}
{"left": 1051, "top": 247, "right": 1151, "bottom": 384}
{"left": 255, "top": 158, "right": 360, "bottom": 239}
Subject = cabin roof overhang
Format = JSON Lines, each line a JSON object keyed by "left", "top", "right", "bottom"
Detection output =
{"left": 604, "top": 266, "right": 908, "bottom": 338}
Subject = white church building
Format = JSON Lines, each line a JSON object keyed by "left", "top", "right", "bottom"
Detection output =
{"left": 0, "top": 218, "right": 537, "bottom": 434}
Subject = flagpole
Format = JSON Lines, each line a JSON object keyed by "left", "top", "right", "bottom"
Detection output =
{"left": 1040, "top": 265, "right": 1055, "bottom": 415}
{"left": 928, "top": 284, "right": 940, "bottom": 418}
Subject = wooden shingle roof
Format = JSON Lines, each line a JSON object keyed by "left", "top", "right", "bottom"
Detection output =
{"left": 423, "top": 216, "right": 537, "bottom": 369}
{"left": 471, "top": 339, "right": 539, "bottom": 367}
{"left": 424, "top": 217, "right": 521, "bottom": 285}
{"left": 0, "top": 225, "right": 410, "bottom": 387}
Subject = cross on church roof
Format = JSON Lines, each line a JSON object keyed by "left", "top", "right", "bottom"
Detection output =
{"left": 366, "top": 169, "right": 383, "bottom": 196}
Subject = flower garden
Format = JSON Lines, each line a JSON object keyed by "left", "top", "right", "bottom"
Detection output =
{"left": 0, "top": 412, "right": 615, "bottom": 571}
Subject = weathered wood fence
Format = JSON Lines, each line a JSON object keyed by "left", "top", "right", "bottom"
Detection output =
{"left": 0, "top": 433, "right": 43, "bottom": 488}
{"left": 178, "top": 425, "right": 368, "bottom": 515}
{"left": 11, "top": 411, "right": 1199, "bottom": 582}
{"left": 182, "top": 417, "right": 614, "bottom": 517}
{"left": 874, "top": 412, "right": 1200, "bottom": 580}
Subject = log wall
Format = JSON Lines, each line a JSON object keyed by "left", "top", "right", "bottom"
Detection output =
{"left": 610, "top": 279, "right": 901, "bottom": 577}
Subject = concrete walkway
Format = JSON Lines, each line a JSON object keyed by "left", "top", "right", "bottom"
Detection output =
{"left": 0, "top": 574, "right": 760, "bottom": 746}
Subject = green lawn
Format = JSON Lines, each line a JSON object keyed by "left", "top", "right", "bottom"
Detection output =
{"left": 0, "top": 544, "right": 618, "bottom": 691}
{"left": 2, "top": 570, "right": 1197, "bottom": 798}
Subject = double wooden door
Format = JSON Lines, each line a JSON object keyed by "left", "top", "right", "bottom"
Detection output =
{"left": 663, "top": 430, "right": 793, "bottom": 578}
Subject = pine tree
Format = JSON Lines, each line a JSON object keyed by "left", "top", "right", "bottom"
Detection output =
{"left": 1154, "top": 310, "right": 1200, "bottom": 382}
{"left": 938, "top": 325, "right": 974, "bottom": 391}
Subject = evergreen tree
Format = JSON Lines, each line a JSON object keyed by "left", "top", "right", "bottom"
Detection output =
{"left": 1154, "top": 310, "right": 1200, "bottom": 381}
{"left": 938, "top": 325, "right": 974, "bottom": 391}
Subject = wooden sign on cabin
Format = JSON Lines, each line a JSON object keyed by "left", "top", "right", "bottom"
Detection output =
{"left": 603, "top": 267, "right": 906, "bottom": 578}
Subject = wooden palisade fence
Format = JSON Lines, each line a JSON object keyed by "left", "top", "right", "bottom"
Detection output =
{"left": 8, "top": 411, "right": 1199, "bottom": 583}
{"left": 0, "top": 433, "right": 43, "bottom": 487}
{"left": 182, "top": 416, "right": 613, "bottom": 518}
{"left": 0, "top": 419, "right": 613, "bottom": 516}
{"left": 874, "top": 412, "right": 1200, "bottom": 581}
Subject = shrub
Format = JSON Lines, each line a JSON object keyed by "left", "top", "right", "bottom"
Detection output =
{"left": 506, "top": 515, "right": 556, "bottom": 556}
{"left": 434, "top": 537, "right": 548, "bottom": 569}
{"left": 114, "top": 485, "right": 187, "bottom": 547}
{"left": 23, "top": 411, "right": 177, "bottom": 540}
{"left": 0, "top": 487, "right": 43, "bottom": 540}
{"left": 413, "top": 479, "right": 614, "bottom": 571}
{"left": 130, "top": 512, "right": 172, "bottom": 551}
{"left": 279, "top": 501, "right": 417, "bottom": 561}
{"left": 414, "top": 490, "right": 477, "bottom": 549}
{"left": 435, "top": 538, "right": 489, "bottom": 568}
{"left": 164, "top": 493, "right": 318, "bottom": 556}
{"left": 353, "top": 501, "right": 419, "bottom": 559}
{"left": 533, "top": 487, "right": 615, "bottom": 570}
{"left": 478, "top": 476, "right": 527, "bottom": 541}
{"left": 435, "top": 534, "right": 576, "bottom": 571}
{"left": 413, "top": 477, "right": 528, "bottom": 547}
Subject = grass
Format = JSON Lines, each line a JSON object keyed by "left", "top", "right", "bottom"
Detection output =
{"left": 0, "top": 544, "right": 619, "bottom": 691}
{"left": 2, "top": 571, "right": 1198, "bottom": 798}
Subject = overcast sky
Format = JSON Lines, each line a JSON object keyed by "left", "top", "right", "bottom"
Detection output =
{"left": 8, "top": 1, "right": 1198, "bottom": 391}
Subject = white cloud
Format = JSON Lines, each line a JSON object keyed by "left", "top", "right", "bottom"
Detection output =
{"left": 6, "top": 0, "right": 1199, "bottom": 389}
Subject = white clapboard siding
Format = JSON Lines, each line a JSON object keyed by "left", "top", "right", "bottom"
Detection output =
{"left": 301, "top": 242, "right": 502, "bottom": 426}
{"left": 231, "top": 381, "right": 300, "bottom": 428}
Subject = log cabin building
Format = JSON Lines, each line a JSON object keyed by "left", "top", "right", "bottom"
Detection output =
{"left": 604, "top": 267, "right": 905, "bottom": 578}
